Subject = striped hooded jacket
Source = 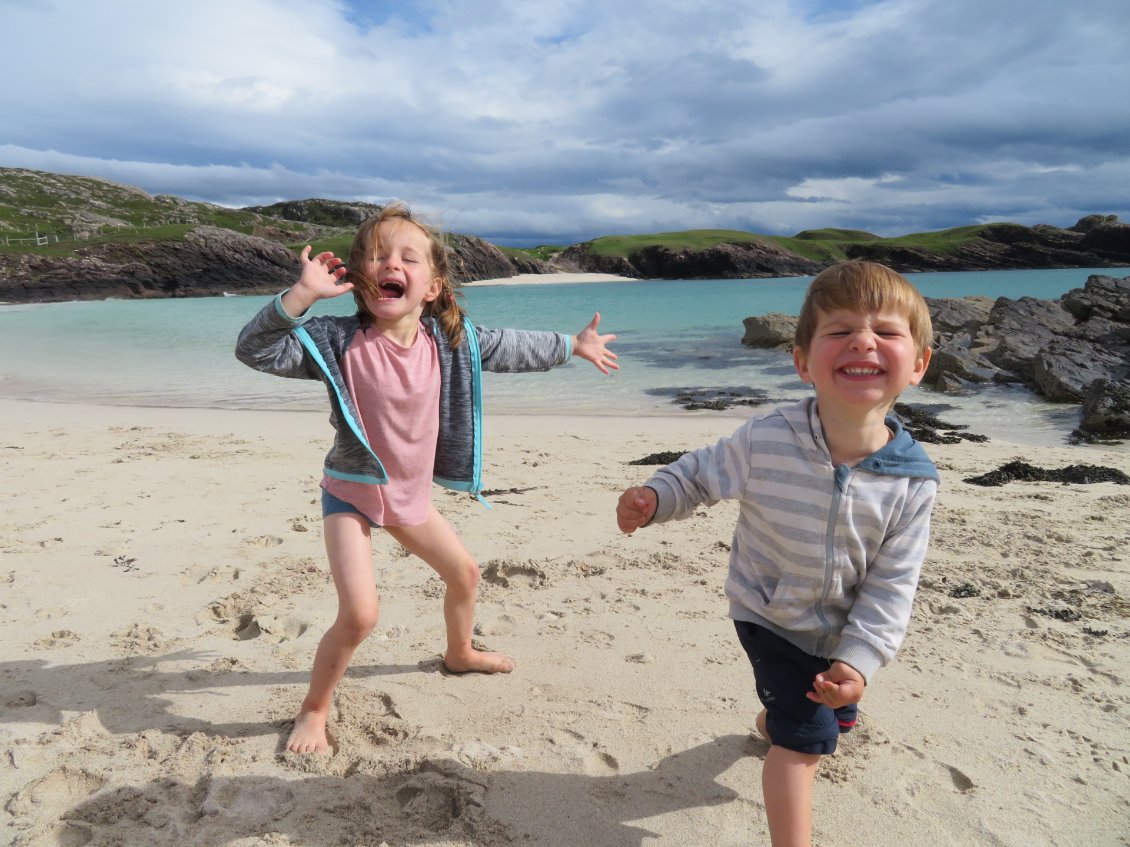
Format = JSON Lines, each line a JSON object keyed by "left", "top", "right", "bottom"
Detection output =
{"left": 235, "top": 292, "right": 572, "bottom": 500}
{"left": 644, "top": 397, "right": 938, "bottom": 682}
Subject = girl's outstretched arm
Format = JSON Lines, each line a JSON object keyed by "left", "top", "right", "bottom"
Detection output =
{"left": 280, "top": 246, "right": 353, "bottom": 317}
{"left": 571, "top": 312, "right": 619, "bottom": 375}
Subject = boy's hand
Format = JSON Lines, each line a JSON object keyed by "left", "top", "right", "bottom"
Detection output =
{"left": 806, "top": 661, "right": 865, "bottom": 709}
{"left": 283, "top": 246, "right": 353, "bottom": 316}
{"left": 616, "top": 486, "right": 657, "bottom": 533}
{"left": 572, "top": 312, "right": 619, "bottom": 375}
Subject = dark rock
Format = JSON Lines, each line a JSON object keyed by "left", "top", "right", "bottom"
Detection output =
{"left": 924, "top": 343, "right": 1000, "bottom": 388}
{"left": 915, "top": 274, "right": 1130, "bottom": 434}
{"left": 0, "top": 226, "right": 549, "bottom": 303}
{"left": 741, "top": 313, "right": 797, "bottom": 348}
{"left": 925, "top": 296, "right": 993, "bottom": 335}
{"left": 557, "top": 239, "right": 823, "bottom": 279}
{"left": 1032, "top": 338, "right": 1121, "bottom": 402}
{"left": 1078, "top": 378, "right": 1130, "bottom": 436}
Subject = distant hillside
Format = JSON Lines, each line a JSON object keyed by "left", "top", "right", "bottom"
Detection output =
{"left": 0, "top": 168, "right": 550, "bottom": 302}
{"left": 2, "top": 167, "right": 1128, "bottom": 302}
{"left": 556, "top": 217, "right": 1130, "bottom": 279}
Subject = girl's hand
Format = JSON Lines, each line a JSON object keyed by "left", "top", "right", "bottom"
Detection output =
{"left": 616, "top": 486, "right": 657, "bottom": 533}
{"left": 282, "top": 246, "right": 353, "bottom": 316}
{"left": 572, "top": 312, "right": 619, "bottom": 375}
{"left": 806, "top": 661, "right": 865, "bottom": 709}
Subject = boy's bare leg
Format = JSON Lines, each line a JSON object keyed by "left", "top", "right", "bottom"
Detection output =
{"left": 762, "top": 746, "right": 820, "bottom": 847}
{"left": 288, "top": 512, "right": 379, "bottom": 753}
{"left": 386, "top": 507, "right": 514, "bottom": 673}
{"left": 756, "top": 709, "right": 770, "bottom": 741}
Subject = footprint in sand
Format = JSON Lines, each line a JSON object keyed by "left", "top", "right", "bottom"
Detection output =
{"left": 481, "top": 559, "right": 548, "bottom": 588}
{"left": 244, "top": 535, "right": 284, "bottom": 547}
{"left": 395, "top": 761, "right": 487, "bottom": 833}
{"left": 6, "top": 767, "right": 107, "bottom": 824}
{"left": 32, "top": 629, "right": 81, "bottom": 649}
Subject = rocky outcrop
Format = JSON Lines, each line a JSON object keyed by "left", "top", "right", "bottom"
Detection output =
{"left": 846, "top": 221, "right": 1130, "bottom": 273}
{"left": 740, "top": 274, "right": 1130, "bottom": 438}
{"left": 0, "top": 227, "right": 300, "bottom": 302}
{"left": 0, "top": 227, "right": 550, "bottom": 303}
{"left": 561, "top": 218, "right": 1130, "bottom": 279}
{"left": 446, "top": 233, "right": 555, "bottom": 281}
{"left": 557, "top": 240, "right": 824, "bottom": 279}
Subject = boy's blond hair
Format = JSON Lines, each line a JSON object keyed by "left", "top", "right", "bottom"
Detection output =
{"left": 794, "top": 260, "right": 933, "bottom": 354}
{"left": 346, "top": 202, "right": 467, "bottom": 347}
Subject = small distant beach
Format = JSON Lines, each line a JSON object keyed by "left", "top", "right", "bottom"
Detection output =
{"left": 464, "top": 271, "right": 639, "bottom": 286}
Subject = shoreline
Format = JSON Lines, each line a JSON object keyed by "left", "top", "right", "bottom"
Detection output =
{"left": 463, "top": 271, "right": 639, "bottom": 287}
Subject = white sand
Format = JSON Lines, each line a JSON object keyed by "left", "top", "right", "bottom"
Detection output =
{"left": 1, "top": 398, "right": 1128, "bottom": 846}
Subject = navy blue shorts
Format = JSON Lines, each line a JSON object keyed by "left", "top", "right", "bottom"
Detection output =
{"left": 734, "top": 620, "right": 857, "bottom": 755}
{"left": 321, "top": 489, "right": 379, "bottom": 528}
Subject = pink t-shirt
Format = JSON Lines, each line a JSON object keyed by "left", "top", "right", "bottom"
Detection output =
{"left": 322, "top": 323, "right": 440, "bottom": 527}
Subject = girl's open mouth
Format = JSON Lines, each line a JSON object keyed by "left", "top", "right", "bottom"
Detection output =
{"left": 378, "top": 281, "right": 405, "bottom": 299}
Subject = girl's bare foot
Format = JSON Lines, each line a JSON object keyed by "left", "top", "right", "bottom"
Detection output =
{"left": 286, "top": 709, "right": 331, "bottom": 754}
{"left": 442, "top": 648, "right": 514, "bottom": 675}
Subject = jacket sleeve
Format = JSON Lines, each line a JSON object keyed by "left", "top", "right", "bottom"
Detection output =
{"left": 645, "top": 421, "right": 754, "bottom": 524}
{"left": 234, "top": 292, "right": 322, "bottom": 380}
{"left": 474, "top": 326, "right": 571, "bottom": 373}
{"left": 833, "top": 477, "right": 938, "bottom": 681}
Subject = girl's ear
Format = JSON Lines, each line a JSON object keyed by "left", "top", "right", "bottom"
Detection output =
{"left": 425, "top": 275, "right": 445, "bottom": 303}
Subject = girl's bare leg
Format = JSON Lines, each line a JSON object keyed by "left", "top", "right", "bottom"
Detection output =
{"left": 386, "top": 507, "right": 513, "bottom": 673}
{"left": 288, "top": 512, "right": 379, "bottom": 753}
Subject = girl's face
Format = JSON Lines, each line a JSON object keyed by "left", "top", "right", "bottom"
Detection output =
{"left": 360, "top": 220, "right": 442, "bottom": 328}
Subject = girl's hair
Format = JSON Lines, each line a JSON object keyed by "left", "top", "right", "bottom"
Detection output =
{"left": 345, "top": 202, "right": 466, "bottom": 347}
{"left": 794, "top": 260, "right": 933, "bottom": 353}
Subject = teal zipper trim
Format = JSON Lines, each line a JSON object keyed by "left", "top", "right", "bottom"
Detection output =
{"left": 294, "top": 326, "right": 388, "bottom": 484}
{"left": 463, "top": 316, "right": 486, "bottom": 503}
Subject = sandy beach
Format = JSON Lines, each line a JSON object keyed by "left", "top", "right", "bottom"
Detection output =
{"left": 2, "top": 397, "right": 1128, "bottom": 846}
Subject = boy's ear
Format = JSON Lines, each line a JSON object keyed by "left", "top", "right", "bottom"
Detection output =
{"left": 793, "top": 347, "right": 813, "bottom": 384}
{"left": 908, "top": 347, "right": 933, "bottom": 385}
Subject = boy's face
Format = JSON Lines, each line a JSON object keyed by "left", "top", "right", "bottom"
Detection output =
{"left": 793, "top": 307, "right": 931, "bottom": 414}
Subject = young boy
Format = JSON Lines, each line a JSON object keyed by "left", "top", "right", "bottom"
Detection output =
{"left": 616, "top": 260, "right": 938, "bottom": 847}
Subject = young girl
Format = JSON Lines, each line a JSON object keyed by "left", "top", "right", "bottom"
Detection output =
{"left": 236, "top": 203, "right": 618, "bottom": 754}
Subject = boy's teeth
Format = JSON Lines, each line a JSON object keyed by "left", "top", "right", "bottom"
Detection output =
{"left": 844, "top": 367, "right": 881, "bottom": 375}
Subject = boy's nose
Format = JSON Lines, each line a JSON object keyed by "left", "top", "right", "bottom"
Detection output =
{"left": 849, "top": 331, "right": 877, "bottom": 351}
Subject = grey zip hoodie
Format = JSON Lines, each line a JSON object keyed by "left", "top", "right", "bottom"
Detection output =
{"left": 235, "top": 292, "right": 572, "bottom": 499}
{"left": 645, "top": 397, "right": 939, "bottom": 681}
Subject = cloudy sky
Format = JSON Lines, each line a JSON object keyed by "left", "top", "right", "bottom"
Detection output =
{"left": 2, "top": 0, "right": 1127, "bottom": 246}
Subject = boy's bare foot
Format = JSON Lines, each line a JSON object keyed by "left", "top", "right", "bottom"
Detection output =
{"left": 286, "top": 709, "right": 331, "bottom": 754}
{"left": 756, "top": 709, "right": 772, "bottom": 743}
{"left": 442, "top": 649, "right": 514, "bottom": 675}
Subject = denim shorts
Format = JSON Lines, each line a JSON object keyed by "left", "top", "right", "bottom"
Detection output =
{"left": 321, "top": 489, "right": 379, "bottom": 528}
{"left": 734, "top": 620, "right": 858, "bottom": 755}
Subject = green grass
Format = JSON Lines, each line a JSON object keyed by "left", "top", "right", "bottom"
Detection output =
{"left": 500, "top": 245, "right": 565, "bottom": 262}
{"left": 586, "top": 229, "right": 771, "bottom": 256}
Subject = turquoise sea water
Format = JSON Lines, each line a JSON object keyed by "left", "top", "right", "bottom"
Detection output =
{"left": 2, "top": 267, "right": 1127, "bottom": 447}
